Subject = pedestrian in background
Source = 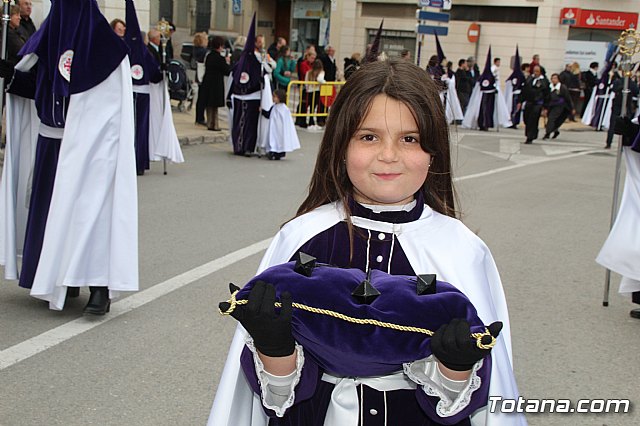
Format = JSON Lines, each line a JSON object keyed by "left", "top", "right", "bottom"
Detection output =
{"left": 605, "top": 67, "right": 639, "bottom": 149}
{"left": 201, "top": 36, "right": 231, "bottom": 131}
{"left": 15, "top": 0, "right": 36, "bottom": 40}
{"left": 303, "top": 59, "right": 325, "bottom": 130}
{"left": 6, "top": 5, "right": 26, "bottom": 65}
{"left": 455, "top": 58, "right": 472, "bottom": 113}
{"left": 273, "top": 45, "right": 295, "bottom": 91}
{"left": 230, "top": 35, "right": 246, "bottom": 66}
{"left": 193, "top": 31, "right": 210, "bottom": 126}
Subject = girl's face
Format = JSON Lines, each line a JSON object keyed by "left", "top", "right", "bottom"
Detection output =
{"left": 346, "top": 94, "right": 431, "bottom": 206}
{"left": 114, "top": 22, "right": 126, "bottom": 38}
{"left": 551, "top": 75, "right": 559, "bottom": 85}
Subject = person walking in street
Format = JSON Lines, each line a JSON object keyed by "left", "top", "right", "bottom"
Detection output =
{"left": 543, "top": 73, "right": 575, "bottom": 140}
{"left": 519, "top": 65, "right": 550, "bottom": 144}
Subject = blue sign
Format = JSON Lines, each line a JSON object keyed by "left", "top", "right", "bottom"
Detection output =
{"left": 416, "top": 25, "right": 448, "bottom": 36}
{"left": 416, "top": 10, "right": 450, "bottom": 23}
{"left": 232, "top": 0, "right": 242, "bottom": 15}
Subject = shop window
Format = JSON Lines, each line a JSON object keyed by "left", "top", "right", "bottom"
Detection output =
{"left": 450, "top": 5, "right": 537, "bottom": 24}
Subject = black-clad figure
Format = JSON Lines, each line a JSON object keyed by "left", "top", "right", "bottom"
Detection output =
{"left": 519, "top": 65, "right": 550, "bottom": 144}
{"left": 543, "top": 73, "right": 575, "bottom": 140}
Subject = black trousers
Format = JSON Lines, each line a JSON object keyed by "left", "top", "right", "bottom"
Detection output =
{"left": 545, "top": 106, "right": 569, "bottom": 135}
{"left": 524, "top": 104, "right": 543, "bottom": 141}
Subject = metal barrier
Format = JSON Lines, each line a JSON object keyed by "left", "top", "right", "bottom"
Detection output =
{"left": 285, "top": 80, "right": 345, "bottom": 118}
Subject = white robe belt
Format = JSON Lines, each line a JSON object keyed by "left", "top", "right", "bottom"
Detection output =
{"left": 133, "top": 84, "right": 150, "bottom": 94}
{"left": 321, "top": 371, "right": 416, "bottom": 426}
{"left": 39, "top": 123, "right": 65, "bottom": 139}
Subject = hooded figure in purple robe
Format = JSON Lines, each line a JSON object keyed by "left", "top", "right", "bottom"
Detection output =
{"left": 125, "top": 0, "right": 162, "bottom": 175}
{"left": 227, "top": 14, "right": 264, "bottom": 156}
{"left": 476, "top": 47, "right": 496, "bottom": 130}
{"left": 0, "top": 0, "right": 138, "bottom": 312}
{"left": 504, "top": 45, "right": 525, "bottom": 127}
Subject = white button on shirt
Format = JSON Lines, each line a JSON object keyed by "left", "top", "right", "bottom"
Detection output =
{"left": 378, "top": 233, "right": 385, "bottom": 240}
{"left": 376, "top": 255, "right": 383, "bottom": 263}
{"left": 369, "top": 408, "right": 378, "bottom": 415}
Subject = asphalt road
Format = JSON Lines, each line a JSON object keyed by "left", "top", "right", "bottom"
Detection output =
{"left": 0, "top": 123, "right": 638, "bottom": 426}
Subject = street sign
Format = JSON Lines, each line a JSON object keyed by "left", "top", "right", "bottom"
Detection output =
{"left": 416, "top": 25, "right": 448, "bottom": 36}
{"left": 232, "top": 0, "right": 242, "bottom": 15}
{"left": 416, "top": 10, "right": 450, "bottom": 23}
{"left": 467, "top": 23, "right": 480, "bottom": 42}
{"left": 417, "top": 0, "right": 442, "bottom": 7}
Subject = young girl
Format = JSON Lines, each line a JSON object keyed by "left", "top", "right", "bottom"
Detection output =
{"left": 304, "top": 59, "right": 326, "bottom": 130}
{"left": 209, "top": 60, "right": 525, "bottom": 426}
{"left": 260, "top": 89, "right": 300, "bottom": 160}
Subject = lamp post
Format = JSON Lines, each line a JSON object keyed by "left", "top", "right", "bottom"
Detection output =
{"left": 603, "top": 27, "right": 640, "bottom": 306}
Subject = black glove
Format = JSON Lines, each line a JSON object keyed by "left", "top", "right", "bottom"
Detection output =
{"left": 226, "top": 99, "right": 232, "bottom": 109}
{"left": 431, "top": 319, "right": 503, "bottom": 371}
{"left": 160, "top": 62, "right": 168, "bottom": 72}
{"left": 220, "top": 281, "right": 295, "bottom": 357}
{"left": 0, "top": 59, "right": 15, "bottom": 79}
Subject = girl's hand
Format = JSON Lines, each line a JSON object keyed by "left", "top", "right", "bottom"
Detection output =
{"left": 219, "top": 281, "right": 295, "bottom": 357}
{"left": 430, "top": 319, "right": 502, "bottom": 372}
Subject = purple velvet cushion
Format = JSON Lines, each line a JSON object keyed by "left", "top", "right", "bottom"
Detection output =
{"left": 235, "top": 261, "right": 488, "bottom": 377}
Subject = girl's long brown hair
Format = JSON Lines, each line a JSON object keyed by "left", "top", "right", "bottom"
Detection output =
{"left": 296, "top": 59, "right": 456, "bottom": 219}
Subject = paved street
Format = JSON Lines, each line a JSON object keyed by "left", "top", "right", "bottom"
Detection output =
{"left": 0, "top": 108, "right": 638, "bottom": 426}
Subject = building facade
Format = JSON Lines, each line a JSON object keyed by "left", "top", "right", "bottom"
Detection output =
{"left": 28, "top": 1, "right": 640, "bottom": 79}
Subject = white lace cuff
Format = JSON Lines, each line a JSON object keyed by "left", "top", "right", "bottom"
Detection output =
{"left": 403, "top": 355, "right": 483, "bottom": 418}
{"left": 246, "top": 338, "right": 305, "bottom": 417}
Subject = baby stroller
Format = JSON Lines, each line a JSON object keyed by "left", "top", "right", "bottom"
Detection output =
{"left": 166, "top": 59, "right": 194, "bottom": 112}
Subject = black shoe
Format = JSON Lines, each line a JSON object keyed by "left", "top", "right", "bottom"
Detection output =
{"left": 66, "top": 287, "right": 80, "bottom": 299}
{"left": 630, "top": 308, "right": 640, "bottom": 319}
{"left": 244, "top": 151, "right": 253, "bottom": 157}
{"left": 83, "top": 287, "right": 110, "bottom": 315}
{"left": 195, "top": 120, "right": 207, "bottom": 126}
{"left": 136, "top": 170, "right": 145, "bottom": 176}
{"left": 208, "top": 127, "right": 222, "bottom": 131}
{"left": 604, "top": 145, "right": 612, "bottom": 149}
{"left": 508, "top": 124, "right": 518, "bottom": 129}
{"left": 552, "top": 131, "right": 560, "bottom": 139}
{"left": 524, "top": 139, "right": 532, "bottom": 144}
{"left": 542, "top": 134, "right": 550, "bottom": 140}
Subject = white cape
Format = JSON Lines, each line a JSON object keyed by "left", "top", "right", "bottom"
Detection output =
{"left": 442, "top": 76, "right": 464, "bottom": 124}
{"left": 596, "top": 148, "right": 640, "bottom": 294}
{"left": 266, "top": 104, "right": 300, "bottom": 154}
{"left": 208, "top": 202, "right": 526, "bottom": 426}
{"left": 149, "top": 79, "right": 184, "bottom": 163}
{"left": 0, "top": 55, "right": 39, "bottom": 279}
{"left": 462, "top": 84, "right": 512, "bottom": 130}
{"left": 581, "top": 88, "right": 613, "bottom": 130}
{"left": 256, "top": 74, "right": 274, "bottom": 155}
{"left": 20, "top": 57, "right": 139, "bottom": 310}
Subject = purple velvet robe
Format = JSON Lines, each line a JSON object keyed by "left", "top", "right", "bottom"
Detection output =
{"left": 238, "top": 195, "right": 491, "bottom": 425}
